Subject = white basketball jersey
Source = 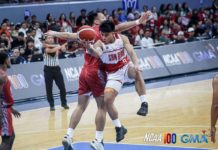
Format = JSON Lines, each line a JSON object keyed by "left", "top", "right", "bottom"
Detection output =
{"left": 100, "top": 33, "right": 129, "bottom": 73}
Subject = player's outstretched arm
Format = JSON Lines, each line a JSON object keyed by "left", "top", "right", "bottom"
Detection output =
{"left": 115, "top": 11, "right": 151, "bottom": 32}
{"left": 121, "top": 35, "right": 139, "bottom": 69}
{"left": 45, "top": 30, "right": 78, "bottom": 40}
{"left": 211, "top": 75, "right": 218, "bottom": 143}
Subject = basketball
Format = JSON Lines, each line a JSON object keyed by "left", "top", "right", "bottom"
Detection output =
{"left": 77, "top": 25, "right": 96, "bottom": 42}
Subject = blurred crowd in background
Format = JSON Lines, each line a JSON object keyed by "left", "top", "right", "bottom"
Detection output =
{"left": 0, "top": 2, "right": 217, "bottom": 64}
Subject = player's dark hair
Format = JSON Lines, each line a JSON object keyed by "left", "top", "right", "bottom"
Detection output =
{"left": 87, "top": 10, "right": 98, "bottom": 26}
{"left": 99, "top": 20, "right": 115, "bottom": 33}
{"left": 0, "top": 52, "right": 8, "bottom": 65}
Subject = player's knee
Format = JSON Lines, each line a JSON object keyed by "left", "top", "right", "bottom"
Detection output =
{"left": 104, "top": 95, "right": 115, "bottom": 106}
{"left": 77, "top": 103, "right": 87, "bottom": 112}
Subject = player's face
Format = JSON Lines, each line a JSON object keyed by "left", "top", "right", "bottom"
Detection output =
{"left": 97, "top": 13, "right": 106, "bottom": 24}
{"left": 101, "top": 32, "right": 114, "bottom": 44}
{"left": 45, "top": 36, "right": 54, "bottom": 44}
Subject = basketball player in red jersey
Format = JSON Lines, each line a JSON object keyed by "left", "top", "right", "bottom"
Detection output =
{"left": 0, "top": 52, "right": 21, "bottom": 150}
{"left": 211, "top": 75, "right": 218, "bottom": 143}
{"left": 46, "top": 11, "right": 151, "bottom": 150}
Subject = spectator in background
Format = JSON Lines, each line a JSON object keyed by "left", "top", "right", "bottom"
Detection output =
{"left": 134, "top": 28, "right": 144, "bottom": 46}
{"left": 59, "top": 13, "right": 72, "bottom": 33}
{"left": 2, "top": 18, "right": 10, "bottom": 28}
{"left": 19, "top": 46, "right": 25, "bottom": 58}
{"left": 159, "top": 29, "right": 171, "bottom": 44}
{"left": 127, "top": 7, "right": 134, "bottom": 21}
{"left": 33, "top": 22, "right": 43, "bottom": 39}
{"left": 0, "top": 32, "right": 11, "bottom": 53}
{"left": 151, "top": 6, "right": 158, "bottom": 21}
{"left": 0, "top": 22, "right": 11, "bottom": 38}
{"left": 31, "top": 15, "right": 38, "bottom": 25}
{"left": 187, "top": 27, "right": 198, "bottom": 42}
{"left": 24, "top": 39, "right": 35, "bottom": 62}
{"left": 175, "top": 3, "right": 185, "bottom": 16}
{"left": 108, "top": 15, "right": 114, "bottom": 23}
{"left": 141, "top": 29, "right": 154, "bottom": 48}
{"left": 26, "top": 29, "right": 34, "bottom": 41}
{"left": 10, "top": 47, "right": 26, "bottom": 64}
{"left": 167, "top": 3, "right": 176, "bottom": 15}
{"left": 112, "top": 9, "right": 119, "bottom": 25}
{"left": 18, "top": 22, "right": 28, "bottom": 37}
{"left": 182, "top": 2, "right": 191, "bottom": 14}
{"left": 117, "top": 8, "right": 126, "bottom": 23}
{"left": 10, "top": 22, "right": 18, "bottom": 38}
{"left": 30, "top": 48, "right": 43, "bottom": 62}
{"left": 76, "top": 9, "right": 87, "bottom": 27}
{"left": 23, "top": 16, "right": 31, "bottom": 28}
{"left": 160, "top": 18, "right": 171, "bottom": 34}
{"left": 159, "top": 3, "right": 167, "bottom": 15}
{"left": 175, "top": 31, "right": 186, "bottom": 43}
{"left": 102, "top": 9, "right": 109, "bottom": 19}
{"left": 134, "top": 10, "right": 141, "bottom": 20}
{"left": 31, "top": 28, "right": 43, "bottom": 52}
{"left": 68, "top": 12, "right": 77, "bottom": 32}
{"left": 45, "top": 13, "right": 55, "bottom": 30}
{"left": 11, "top": 32, "right": 25, "bottom": 49}
{"left": 141, "top": 5, "right": 148, "bottom": 16}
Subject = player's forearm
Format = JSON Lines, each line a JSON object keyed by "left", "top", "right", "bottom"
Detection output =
{"left": 115, "top": 20, "right": 139, "bottom": 32}
{"left": 45, "top": 46, "right": 61, "bottom": 53}
{"left": 52, "top": 31, "right": 78, "bottom": 39}
{"left": 129, "top": 51, "right": 139, "bottom": 66}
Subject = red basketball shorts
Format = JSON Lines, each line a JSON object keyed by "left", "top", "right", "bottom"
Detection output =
{"left": 78, "top": 67, "right": 106, "bottom": 97}
{"left": 0, "top": 107, "right": 13, "bottom": 136}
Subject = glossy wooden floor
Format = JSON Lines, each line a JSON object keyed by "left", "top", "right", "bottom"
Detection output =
{"left": 11, "top": 79, "right": 218, "bottom": 150}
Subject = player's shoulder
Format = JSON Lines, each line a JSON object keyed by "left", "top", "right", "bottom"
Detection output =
{"left": 92, "top": 25, "right": 100, "bottom": 32}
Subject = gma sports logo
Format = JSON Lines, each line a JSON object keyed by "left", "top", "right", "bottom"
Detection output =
{"left": 180, "top": 130, "right": 209, "bottom": 144}
{"left": 163, "top": 130, "right": 209, "bottom": 144}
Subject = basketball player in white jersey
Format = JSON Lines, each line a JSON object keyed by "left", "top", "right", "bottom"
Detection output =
{"left": 87, "top": 20, "right": 147, "bottom": 138}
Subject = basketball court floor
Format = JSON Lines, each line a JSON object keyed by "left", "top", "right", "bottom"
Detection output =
{"left": 11, "top": 71, "right": 218, "bottom": 150}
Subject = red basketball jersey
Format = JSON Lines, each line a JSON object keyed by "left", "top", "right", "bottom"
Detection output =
{"left": 1, "top": 78, "right": 14, "bottom": 107}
